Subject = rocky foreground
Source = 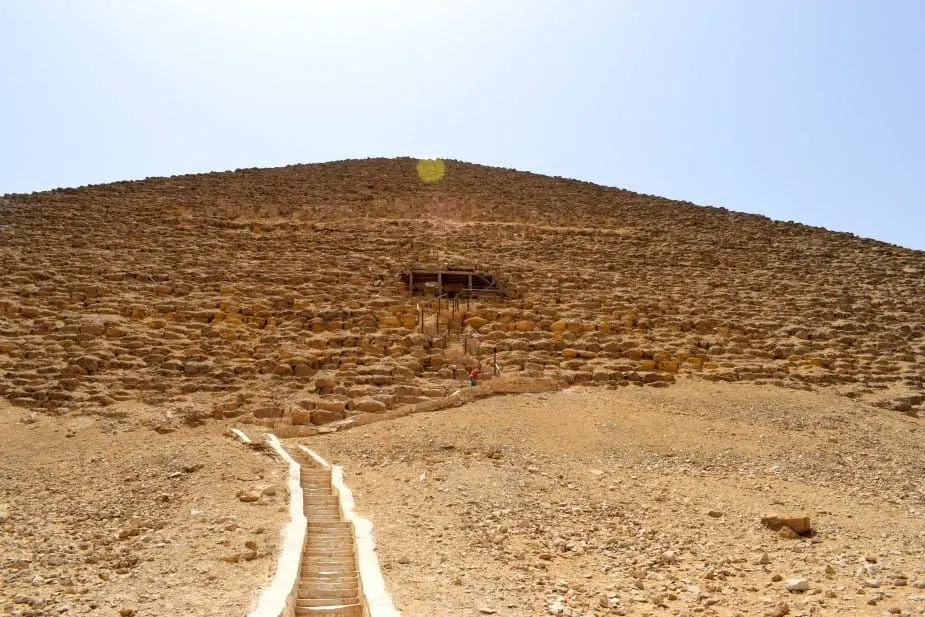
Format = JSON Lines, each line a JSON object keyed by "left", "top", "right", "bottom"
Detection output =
{"left": 305, "top": 382, "right": 925, "bottom": 617}
{"left": 0, "top": 400, "right": 286, "bottom": 617}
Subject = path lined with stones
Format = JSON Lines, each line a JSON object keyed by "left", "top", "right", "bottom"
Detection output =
{"left": 0, "top": 159, "right": 922, "bottom": 428}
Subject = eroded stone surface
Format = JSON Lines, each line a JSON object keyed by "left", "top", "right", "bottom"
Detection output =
{"left": 0, "top": 158, "right": 922, "bottom": 428}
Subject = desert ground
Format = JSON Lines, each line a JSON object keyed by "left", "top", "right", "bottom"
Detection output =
{"left": 0, "top": 398, "right": 286, "bottom": 617}
{"left": 304, "top": 381, "right": 924, "bottom": 617}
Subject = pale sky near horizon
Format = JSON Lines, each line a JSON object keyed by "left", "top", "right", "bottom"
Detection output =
{"left": 1, "top": 1, "right": 923, "bottom": 249}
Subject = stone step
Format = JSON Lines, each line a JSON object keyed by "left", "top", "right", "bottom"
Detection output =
{"left": 299, "top": 583, "right": 360, "bottom": 595}
{"left": 300, "top": 570, "right": 357, "bottom": 577}
{"left": 307, "top": 521, "right": 353, "bottom": 530}
{"left": 307, "top": 518, "right": 343, "bottom": 524}
{"left": 304, "top": 548, "right": 355, "bottom": 557}
{"left": 301, "top": 570, "right": 358, "bottom": 580}
{"left": 304, "top": 544, "right": 354, "bottom": 553}
{"left": 301, "top": 553, "right": 356, "bottom": 561}
{"left": 301, "top": 569, "right": 358, "bottom": 579}
{"left": 302, "top": 558, "right": 357, "bottom": 567}
{"left": 304, "top": 538, "right": 354, "bottom": 546}
{"left": 294, "top": 604, "right": 362, "bottom": 617}
{"left": 297, "top": 596, "right": 360, "bottom": 607}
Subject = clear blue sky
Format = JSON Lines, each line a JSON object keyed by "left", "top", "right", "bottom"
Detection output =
{"left": 1, "top": 1, "right": 922, "bottom": 249}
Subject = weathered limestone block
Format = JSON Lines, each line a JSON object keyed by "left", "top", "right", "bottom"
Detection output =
{"left": 75, "top": 356, "right": 100, "bottom": 373}
{"left": 514, "top": 320, "right": 536, "bottom": 332}
{"left": 292, "top": 364, "right": 314, "bottom": 377}
{"left": 273, "top": 364, "right": 293, "bottom": 376}
{"left": 315, "top": 397, "right": 347, "bottom": 412}
{"left": 465, "top": 316, "right": 489, "bottom": 329}
{"left": 311, "top": 408, "right": 344, "bottom": 424}
{"left": 253, "top": 406, "right": 283, "bottom": 418}
{"left": 290, "top": 409, "right": 312, "bottom": 425}
{"left": 314, "top": 377, "right": 337, "bottom": 393}
{"left": 351, "top": 397, "right": 386, "bottom": 413}
{"left": 79, "top": 323, "right": 105, "bottom": 336}
{"left": 658, "top": 360, "right": 680, "bottom": 372}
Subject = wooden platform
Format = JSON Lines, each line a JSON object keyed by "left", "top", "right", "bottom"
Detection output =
{"left": 399, "top": 267, "right": 501, "bottom": 298}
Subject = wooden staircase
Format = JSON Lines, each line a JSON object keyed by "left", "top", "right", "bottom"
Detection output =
{"left": 295, "top": 464, "right": 363, "bottom": 617}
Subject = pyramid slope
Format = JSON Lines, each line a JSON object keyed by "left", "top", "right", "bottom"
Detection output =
{"left": 0, "top": 158, "right": 922, "bottom": 425}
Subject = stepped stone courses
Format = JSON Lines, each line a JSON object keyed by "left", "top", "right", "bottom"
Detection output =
{"left": 0, "top": 158, "right": 922, "bottom": 425}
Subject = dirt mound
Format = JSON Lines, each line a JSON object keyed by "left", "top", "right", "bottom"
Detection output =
{"left": 1, "top": 158, "right": 921, "bottom": 429}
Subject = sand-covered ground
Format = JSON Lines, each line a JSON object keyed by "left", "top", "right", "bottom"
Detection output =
{"left": 0, "top": 400, "right": 287, "bottom": 617}
{"left": 303, "top": 381, "right": 925, "bottom": 617}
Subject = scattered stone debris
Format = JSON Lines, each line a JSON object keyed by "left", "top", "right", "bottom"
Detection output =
{"left": 761, "top": 514, "right": 812, "bottom": 535}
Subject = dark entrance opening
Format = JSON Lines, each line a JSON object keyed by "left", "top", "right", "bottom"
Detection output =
{"left": 399, "top": 266, "right": 502, "bottom": 298}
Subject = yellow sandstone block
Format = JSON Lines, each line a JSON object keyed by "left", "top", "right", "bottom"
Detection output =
{"left": 465, "top": 316, "right": 489, "bottom": 329}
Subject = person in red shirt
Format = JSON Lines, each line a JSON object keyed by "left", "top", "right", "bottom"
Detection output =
{"left": 469, "top": 366, "right": 480, "bottom": 387}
